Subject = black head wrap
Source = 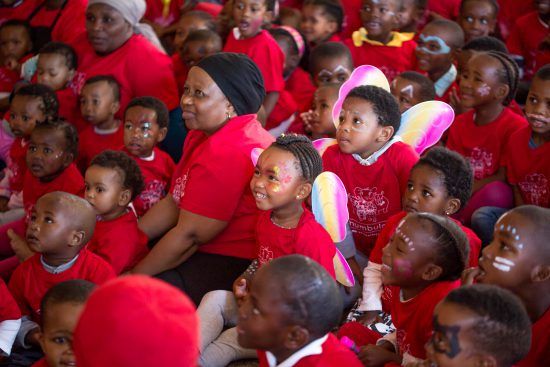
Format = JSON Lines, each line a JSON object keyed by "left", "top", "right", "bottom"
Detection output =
{"left": 196, "top": 53, "right": 266, "bottom": 116}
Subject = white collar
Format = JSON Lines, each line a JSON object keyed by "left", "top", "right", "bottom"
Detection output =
{"left": 94, "top": 124, "right": 119, "bottom": 135}
{"left": 40, "top": 254, "right": 79, "bottom": 274}
{"left": 138, "top": 150, "right": 155, "bottom": 162}
{"left": 265, "top": 334, "right": 329, "bottom": 367}
{"left": 434, "top": 64, "right": 457, "bottom": 97}
{"left": 352, "top": 136, "right": 402, "bottom": 166}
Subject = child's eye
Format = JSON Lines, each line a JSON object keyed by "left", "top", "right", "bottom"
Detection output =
{"left": 195, "top": 90, "right": 205, "bottom": 97}
{"left": 268, "top": 175, "right": 278, "bottom": 181}
{"left": 407, "top": 183, "right": 414, "bottom": 191}
{"left": 320, "top": 103, "right": 329, "bottom": 109}
{"left": 422, "top": 190, "right": 432, "bottom": 197}
{"left": 124, "top": 123, "right": 133, "bottom": 130}
{"left": 480, "top": 18, "right": 488, "bottom": 25}
{"left": 465, "top": 16, "right": 474, "bottom": 23}
{"left": 336, "top": 74, "right": 348, "bottom": 82}
{"left": 53, "top": 337, "right": 67, "bottom": 344}
{"left": 103, "top": 16, "right": 113, "bottom": 23}
{"left": 362, "top": 5, "right": 371, "bottom": 12}
{"left": 352, "top": 118, "right": 362, "bottom": 125}
{"left": 400, "top": 96, "right": 410, "bottom": 104}
{"left": 30, "top": 214, "right": 37, "bottom": 222}
{"left": 253, "top": 168, "right": 260, "bottom": 176}
{"left": 252, "top": 307, "right": 260, "bottom": 316}
{"left": 44, "top": 216, "right": 54, "bottom": 224}
{"left": 529, "top": 96, "right": 538, "bottom": 104}
{"left": 97, "top": 187, "right": 105, "bottom": 193}
{"left": 29, "top": 145, "right": 37, "bottom": 152}
{"left": 86, "top": 14, "right": 96, "bottom": 22}
{"left": 236, "top": 2, "right": 245, "bottom": 10}
{"left": 380, "top": 7, "right": 388, "bottom": 13}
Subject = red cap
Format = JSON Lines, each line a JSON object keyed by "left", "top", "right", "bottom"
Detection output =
{"left": 74, "top": 275, "right": 199, "bottom": 367}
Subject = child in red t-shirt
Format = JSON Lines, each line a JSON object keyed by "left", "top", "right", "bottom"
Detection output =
{"left": 122, "top": 97, "right": 175, "bottom": 217}
{"left": 0, "top": 20, "right": 32, "bottom": 98}
{"left": 427, "top": 0, "right": 461, "bottom": 20}
{"left": 238, "top": 255, "right": 363, "bottom": 367}
{"left": 0, "top": 278, "right": 20, "bottom": 357}
{"left": 77, "top": 76, "right": 123, "bottom": 171}
{"left": 340, "top": 213, "right": 468, "bottom": 365}
{"left": 415, "top": 19, "right": 464, "bottom": 104}
{"left": 349, "top": 147, "right": 480, "bottom": 324}
{"left": 457, "top": 0, "right": 498, "bottom": 43}
{"left": 8, "top": 192, "right": 114, "bottom": 351}
{"left": 425, "top": 284, "right": 532, "bottom": 367}
{"left": 447, "top": 51, "right": 527, "bottom": 224}
{"left": 300, "top": 0, "right": 343, "bottom": 48}
{"left": 84, "top": 150, "right": 148, "bottom": 275}
{"left": 35, "top": 42, "right": 82, "bottom": 132}
{"left": 32, "top": 280, "right": 95, "bottom": 367}
{"left": 223, "top": 0, "right": 285, "bottom": 119}
{"left": 397, "top": 0, "right": 428, "bottom": 34}
{"left": 345, "top": 0, "right": 417, "bottom": 82}
{"left": 198, "top": 135, "right": 336, "bottom": 366}
{"left": 301, "top": 83, "right": 340, "bottom": 139}
{"left": 464, "top": 205, "right": 550, "bottom": 366}
{"left": 0, "top": 85, "right": 58, "bottom": 226}
{"left": 390, "top": 71, "right": 436, "bottom": 113}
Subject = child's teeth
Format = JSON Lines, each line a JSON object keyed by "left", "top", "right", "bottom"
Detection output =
{"left": 255, "top": 192, "right": 266, "bottom": 199}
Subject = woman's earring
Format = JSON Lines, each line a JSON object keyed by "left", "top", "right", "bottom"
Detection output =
{"left": 225, "top": 111, "right": 231, "bottom": 121}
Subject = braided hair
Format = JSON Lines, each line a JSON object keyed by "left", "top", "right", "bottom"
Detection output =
{"left": 271, "top": 134, "right": 323, "bottom": 183}
{"left": 484, "top": 51, "right": 519, "bottom": 106}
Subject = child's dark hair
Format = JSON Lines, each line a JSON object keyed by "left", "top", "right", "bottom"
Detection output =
{"left": 534, "top": 64, "right": 550, "bottom": 81}
{"left": 347, "top": 85, "right": 401, "bottom": 135}
{"left": 181, "top": 10, "right": 217, "bottom": 32}
{"left": 303, "top": 0, "right": 344, "bottom": 32}
{"left": 185, "top": 29, "right": 223, "bottom": 54}
{"left": 0, "top": 19, "right": 31, "bottom": 37}
{"left": 462, "top": 36, "right": 507, "bottom": 53}
{"left": 444, "top": 284, "right": 531, "bottom": 366}
{"left": 459, "top": 0, "right": 499, "bottom": 17}
{"left": 40, "top": 280, "right": 96, "bottom": 324}
{"left": 269, "top": 27, "right": 306, "bottom": 59}
{"left": 83, "top": 75, "right": 121, "bottom": 103}
{"left": 264, "top": 0, "right": 277, "bottom": 12}
{"left": 509, "top": 205, "right": 550, "bottom": 259}
{"left": 13, "top": 84, "right": 59, "bottom": 121}
{"left": 398, "top": 71, "right": 436, "bottom": 102}
{"left": 125, "top": 96, "right": 169, "bottom": 129}
{"left": 32, "top": 118, "right": 79, "bottom": 159}
{"left": 309, "top": 42, "right": 353, "bottom": 74}
{"left": 271, "top": 134, "right": 323, "bottom": 184}
{"left": 414, "top": 147, "right": 473, "bottom": 207}
{"left": 39, "top": 41, "right": 78, "bottom": 70}
{"left": 90, "top": 150, "right": 144, "bottom": 201}
{"left": 426, "top": 19, "right": 465, "bottom": 49}
{"left": 483, "top": 51, "right": 519, "bottom": 106}
{"left": 413, "top": 212, "right": 469, "bottom": 281}
{"left": 266, "top": 255, "right": 342, "bottom": 338}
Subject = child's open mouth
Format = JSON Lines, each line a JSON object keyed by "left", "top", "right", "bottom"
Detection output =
{"left": 239, "top": 21, "right": 250, "bottom": 31}
{"left": 254, "top": 191, "right": 267, "bottom": 200}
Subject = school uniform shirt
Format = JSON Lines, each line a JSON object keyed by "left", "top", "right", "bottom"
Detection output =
{"left": 517, "top": 306, "right": 550, "bottom": 366}
{"left": 506, "top": 11, "right": 548, "bottom": 80}
{"left": 8, "top": 250, "right": 115, "bottom": 322}
{"left": 257, "top": 333, "right": 363, "bottom": 367}
{"left": 172, "top": 53, "right": 188, "bottom": 97}
{"left": 0, "top": 0, "right": 36, "bottom": 25}
{"left": 0, "top": 54, "right": 33, "bottom": 96}
{"left": 256, "top": 209, "right": 336, "bottom": 278}
{"left": 28, "top": 0, "right": 87, "bottom": 45}
{"left": 70, "top": 32, "right": 179, "bottom": 115}
{"left": 446, "top": 107, "right": 527, "bottom": 180}
{"left": 504, "top": 126, "right": 550, "bottom": 208}
{"left": 86, "top": 210, "right": 149, "bottom": 275}
{"left": 265, "top": 90, "right": 297, "bottom": 130}
{"left": 431, "top": 65, "right": 458, "bottom": 105}
{"left": 77, "top": 124, "right": 124, "bottom": 171}
{"left": 427, "top": 0, "right": 461, "bottom": 20}
{"left": 340, "top": 0, "right": 363, "bottom": 39}
{"left": 389, "top": 281, "right": 460, "bottom": 361}
{"left": 0, "top": 277, "right": 20, "bottom": 356}
{"left": 345, "top": 31, "right": 417, "bottom": 82}
{"left": 497, "top": 0, "right": 535, "bottom": 41}
{"left": 223, "top": 29, "right": 285, "bottom": 94}
{"left": 125, "top": 146, "right": 175, "bottom": 217}
{"left": 322, "top": 142, "right": 419, "bottom": 256}
{"left": 56, "top": 87, "right": 86, "bottom": 132}
{"left": 170, "top": 114, "right": 274, "bottom": 259}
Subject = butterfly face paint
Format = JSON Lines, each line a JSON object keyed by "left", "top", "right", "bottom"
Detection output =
{"left": 417, "top": 34, "right": 451, "bottom": 55}
{"left": 431, "top": 315, "right": 462, "bottom": 358}
{"left": 478, "top": 84, "right": 491, "bottom": 96}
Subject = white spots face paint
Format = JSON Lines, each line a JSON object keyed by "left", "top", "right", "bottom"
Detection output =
{"left": 396, "top": 227, "right": 415, "bottom": 252}
{"left": 493, "top": 256, "right": 515, "bottom": 272}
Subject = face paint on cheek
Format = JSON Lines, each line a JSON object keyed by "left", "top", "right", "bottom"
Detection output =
{"left": 393, "top": 258, "right": 413, "bottom": 277}
{"left": 493, "top": 256, "right": 515, "bottom": 272}
{"left": 432, "top": 315, "right": 462, "bottom": 358}
{"left": 478, "top": 84, "right": 491, "bottom": 96}
{"left": 142, "top": 122, "right": 153, "bottom": 138}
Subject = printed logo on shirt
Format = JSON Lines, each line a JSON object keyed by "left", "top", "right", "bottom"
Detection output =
{"left": 258, "top": 245, "right": 274, "bottom": 266}
{"left": 378, "top": 66, "right": 399, "bottom": 82}
{"left": 519, "top": 173, "right": 549, "bottom": 207}
{"left": 69, "top": 71, "right": 87, "bottom": 95}
{"left": 139, "top": 180, "right": 167, "bottom": 211}
{"left": 468, "top": 147, "right": 494, "bottom": 180}
{"left": 171, "top": 171, "right": 189, "bottom": 205}
{"left": 349, "top": 187, "right": 389, "bottom": 223}
{"left": 396, "top": 329, "right": 411, "bottom": 357}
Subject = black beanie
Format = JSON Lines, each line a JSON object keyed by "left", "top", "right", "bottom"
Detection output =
{"left": 196, "top": 53, "right": 266, "bottom": 116}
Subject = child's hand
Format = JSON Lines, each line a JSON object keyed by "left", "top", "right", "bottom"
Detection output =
{"left": 233, "top": 277, "right": 249, "bottom": 303}
{"left": 300, "top": 110, "right": 316, "bottom": 134}
{"left": 358, "top": 343, "right": 401, "bottom": 367}
{"left": 8, "top": 229, "right": 34, "bottom": 262}
{"left": 461, "top": 267, "right": 484, "bottom": 285}
{"left": 449, "top": 87, "right": 467, "bottom": 115}
{"left": 25, "top": 327, "right": 41, "bottom": 347}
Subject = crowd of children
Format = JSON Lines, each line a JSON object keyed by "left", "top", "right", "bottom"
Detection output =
{"left": 0, "top": 0, "right": 548, "bottom": 366}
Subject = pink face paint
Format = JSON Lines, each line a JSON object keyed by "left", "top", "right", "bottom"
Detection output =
{"left": 393, "top": 258, "right": 413, "bottom": 277}
{"left": 478, "top": 84, "right": 491, "bottom": 96}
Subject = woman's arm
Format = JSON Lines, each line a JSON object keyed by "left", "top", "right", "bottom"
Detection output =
{"left": 138, "top": 195, "right": 180, "bottom": 240}
{"left": 132, "top": 208, "right": 228, "bottom": 276}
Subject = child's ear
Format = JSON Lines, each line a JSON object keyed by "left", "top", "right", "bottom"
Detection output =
{"left": 63, "top": 151, "right": 75, "bottom": 167}
{"left": 111, "top": 100, "right": 121, "bottom": 115}
{"left": 118, "top": 189, "right": 132, "bottom": 207}
{"left": 444, "top": 198, "right": 461, "bottom": 216}
{"left": 494, "top": 84, "right": 510, "bottom": 102}
{"left": 531, "top": 264, "right": 550, "bottom": 283}
{"left": 37, "top": 330, "right": 46, "bottom": 351}
{"left": 284, "top": 325, "right": 310, "bottom": 351}
{"left": 156, "top": 127, "right": 168, "bottom": 143}
{"left": 422, "top": 263, "right": 443, "bottom": 281}
{"left": 69, "top": 230, "right": 86, "bottom": 248}
{"left": 327, "top": 20, "right": 338, "bottom": 35}
{"left": 296, "top": 182, "right": 312, "bottom": 201}
{"left": 376, "top": 126, "right": 394, "bottom": 143}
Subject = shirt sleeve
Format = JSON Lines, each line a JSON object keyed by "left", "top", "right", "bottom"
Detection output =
{"left": 358, "top": 262, "right": 383, "bottom": 312}
{"left": 0, "top": 319, "right": 21, "bottom": 355}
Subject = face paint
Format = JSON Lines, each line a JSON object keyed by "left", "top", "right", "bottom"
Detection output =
{"left": 401, "top": 85, "right": 414, "bottom": 98}
{"left": 417, "top": 34, "right": 451, "bottom": 55}
{"left": 493, "top": 256, "right": 515, "bottom": 272}
{"left": 141, "top": 121, "right": 153, "bottom": 138}
{"left": 393, "top": 258, "right": 413, "bottom": 277}
{"left": 497, "top": 223, "right": 524, "bottom": 249}
{"left": 317, "top": 65, "right": 352, "bottom": 80}
{"left": 396, "top": 227, "right": 415, "bottom": 251}
{"left": 478, "top": 84, "right": 491, "bottom": 96}
{"left": 432, "top": 315, "right": 462, "bottom": 358}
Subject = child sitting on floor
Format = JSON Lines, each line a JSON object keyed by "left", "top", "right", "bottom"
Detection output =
{"left": 237, "top": 255, "right": 363, "bottom": 367}
{"left": 390, "top": 71, "right": 436, "bottom": 113}
{"left": 457, "top": 0, "right": 498, "bottom": 43}
{"left": 84, "top": 150, "right": 148, "bottom": 275}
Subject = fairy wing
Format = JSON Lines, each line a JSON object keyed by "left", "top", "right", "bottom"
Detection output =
{"left": 396, "top": 101, "right": 455, "bottom": 155}
{"left": 250, "top": 147, "right": 264, "bottom": 167}
{"left": 312, "top": 138, "right": 337, "bottom": 157}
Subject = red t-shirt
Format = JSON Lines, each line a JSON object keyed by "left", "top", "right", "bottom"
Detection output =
{"left": 86, "top": 210, "right": 149, "bottom": 275}
{"left": 22, "top": 163, "right": 84, "bottom": 215}
{"left": 55, "top": 88, "right": 85, "bottom": 132}
{"left": 286, "top": 67, "right": 316, "bottom": 112}
{"left": 340, "top": 0, "right": 363, "bottom": 39}
{"left": 8, "top": 249, "right": 115, "bottom": 322}
{"left": 29, "top": 0, "right": 87, "bottom": 45}
{"left": 125, "top": 147, "right": 175, "bottom": 217}
{"left": 369, "top": 211, "right": 481, "bottom": 268}
{"left": 257, "top": 333, "right": 363, "bottom": 367}
{"left": 223, "top": 30, "right": 285, "bottom": 93}
{"left": 0, "top": 66, "right": 20, "bottom": 94}
{"left": 31, "top": 359, "right": 48, "bottom": 367}
{"left": 265, "top": 90, "right": 297, "bottom": 130}
{"left": 170, "top": 114, "right": 274, "bottom": 259}
{"left": 505, "top": 126, "right": 550, "bottom": 207}
{"left": 0, "top": 0, "right": 36, "bottom": 25}
{"left": 0, "top": 278, "right": 20, "bottom": 322}
{"left": 322, "top": 142, "right": 419, "bottom": 256}
{"left": 344, "top": 34, "right": 417, "bottom": 82}
{"left": 255, "top": 209, "right": 336, "bottom": 278}
{"left": 446, "top": 107, "right": 527, "bottom": 180}
{"left": 517, "top": 306, "right": 550, "bottom": 366}
{"left": 7, "top": 138, "right": 28, "bottom": 193}
{"left": 427, "top": 0, "right": 460, "bottom": 19}
{"left": 70, "top": 33, "right": 179, "bottom": 114}
{"left": 172, "top": 53, "right": 189, "bottom": 98}
{"left": 144, "top": 0, "right": 185, "bottom": 27}
{"left": 77, "top": 124, "right": 124, "bottom": 171}
{"left": 390, "top": 281, "right": 460, "bottom": 360}
{"left": 497, "top": 0, "right": 535, "bottom": 41}
{"left": 506, "top": 12, "right": 549, "bottom": 80}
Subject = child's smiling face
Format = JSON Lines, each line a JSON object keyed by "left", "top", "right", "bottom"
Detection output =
{"left": 360, "top": 0, "right": 399, "bottom": 43}
{"left": 300, "top": 4, "right": 337, "bottom": 44}
{"left": 459, "top": 53, "right": 505, "bottom": 109}
{"left": 458, "top": 0, "right": 497, "bottom": 42}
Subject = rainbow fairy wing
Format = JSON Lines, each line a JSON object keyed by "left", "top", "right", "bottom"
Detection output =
{"left": 312, "top": 138, "right": 337, "bottom": 157}
{"left": 332, "top": 65, "right": 390, "bottom": 127}
{"left": 250, "top": 147, "right": 264, "bottom": 166}
{"left": 396, "top": 101, "right": 455, "bottom": 154}
{"left": 334, "top": 248, "right": 355, "bottom": 287}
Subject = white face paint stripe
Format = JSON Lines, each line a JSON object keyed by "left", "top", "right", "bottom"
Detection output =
{"left": 401, "top": 85, "right": 414, "bottom": 98}
{"left": 493, "top": 262, "right": 511, "bottom": 272}
{"left": 493, "top": 256, "right": 515, "bottom": 272}
{"left": 495, "top": 256, "right": 514, "bottom": 266}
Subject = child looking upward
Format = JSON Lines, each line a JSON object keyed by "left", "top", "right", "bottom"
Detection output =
{"left": 457, "top": 0, "right": 499, "bottom": 43}
{"left": 390, "top": 71, "right": 436, "bottom": 113}
{"left": 0, "top": 20, "right": 32, "bottom": 99}
{"left": 300, "top": 0, "right": 343, "bottom": 47}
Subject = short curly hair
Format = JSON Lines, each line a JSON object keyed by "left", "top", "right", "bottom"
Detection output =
{"left": 13, "top": 84, "right": 59, "bottom": 122}
{"left": 32, "top": 118, "right": 79, "bottom": 159}
{"left": 39, "top": 41, "right": 78, "bottom": 70}
{"left": 414, "top": 147, "right": 473, "bottom": 208}
{"left": 125, "top": 96, "right": 169, "bottom": 129}
{"left": 89, "top": 150, "right": 145, "bottom": 201}
{"left": 303, "top": 0, "right": 344, "bottom": 32}
{"left": 346, "top": 85, "right": 401, "bottom": 137}
{"left": 271, "top": 134, "right": 323, "bottom": 183}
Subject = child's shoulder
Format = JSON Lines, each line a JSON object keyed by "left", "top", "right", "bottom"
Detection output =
{"left": 295, "top": 209, "right": 334, "bottom": 242}
{"left": 300, "top": 334, "right": 363, "bottom": 367}
{"left": 77, "top": 249, "right": 116, "bottom": 279}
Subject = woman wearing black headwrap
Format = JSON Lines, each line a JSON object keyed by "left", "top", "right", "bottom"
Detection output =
{"left": 133, "top": 53, "right": 274, "bottom": 304}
